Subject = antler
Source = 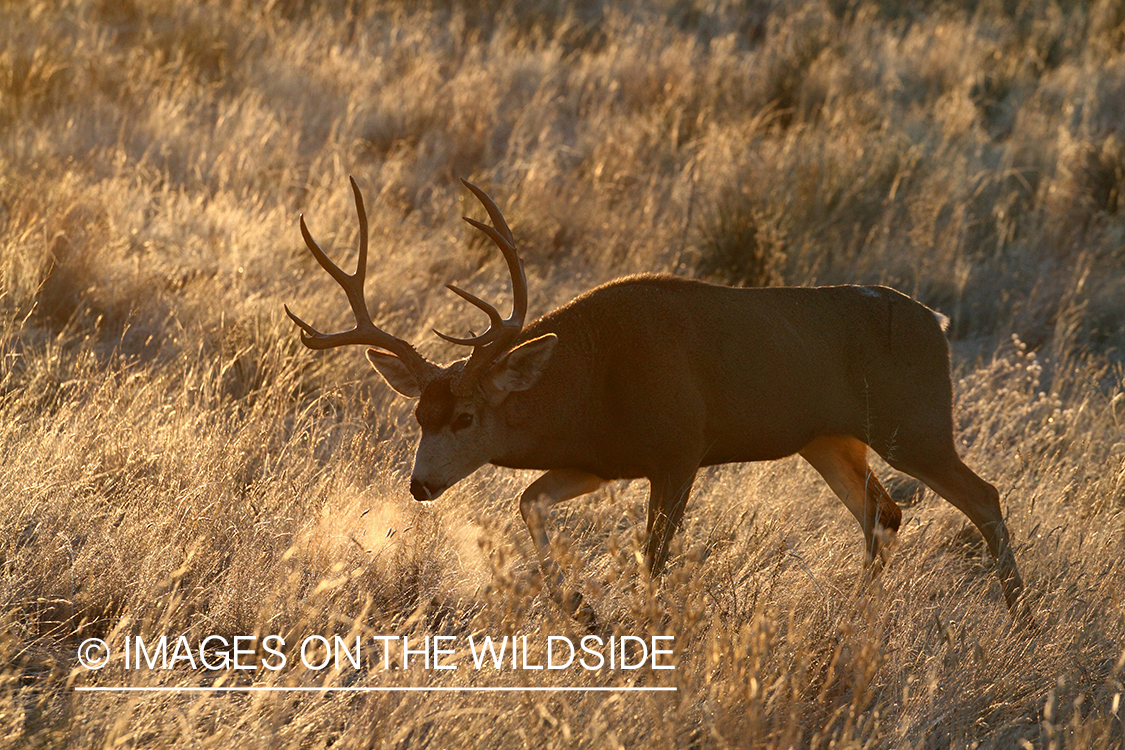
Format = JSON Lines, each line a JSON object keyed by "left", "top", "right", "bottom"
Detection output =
{"left": 438, "top": 179, "right": 529, "bottom": 394}
{"left": 285, "top": 177, "right": 438, "bottom": 386}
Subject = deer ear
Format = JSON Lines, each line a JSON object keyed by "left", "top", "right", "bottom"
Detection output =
{"left": 366, "top": 349, "right": 422, "bottom": 397}
{"left": 486, "top": 334, "right": 557, "bottom": 401}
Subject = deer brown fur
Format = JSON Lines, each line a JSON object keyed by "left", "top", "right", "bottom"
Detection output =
{"left": 288, "top": 178, "right": 1028, "bottom": 624}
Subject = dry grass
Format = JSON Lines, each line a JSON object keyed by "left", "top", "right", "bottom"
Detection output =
{"left": 1, "top": 0, "right": 1123, "bottom": 747}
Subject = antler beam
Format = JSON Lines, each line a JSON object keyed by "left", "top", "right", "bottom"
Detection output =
{"left": 438, "top": 179, "right": 529, "bottom": 393}
{"left": 285, "top": 177, "right": 437, "bottom": 385}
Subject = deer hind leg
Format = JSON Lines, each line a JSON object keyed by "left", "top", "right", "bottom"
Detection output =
{"left": 799, "top": 435, "right": 902, "bottom": 571}
{"left": 644, "top": 465, "right": 699, "bottom": 578}
{"left": 519, "top": 469, "right": 605, "bottom": 622}
{"left": 892, "top": 453, "right": 1027, "bottom": 617}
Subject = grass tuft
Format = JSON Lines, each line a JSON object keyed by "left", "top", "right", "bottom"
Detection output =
{"left": 1, "top": 0, "right": 1122, "bottom": 747}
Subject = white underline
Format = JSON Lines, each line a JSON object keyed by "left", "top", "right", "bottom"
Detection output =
{"left": 75, "top": 686, "right": 676, "bottom": 693}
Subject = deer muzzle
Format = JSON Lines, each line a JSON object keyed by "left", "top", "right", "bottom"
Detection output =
{"left": 410, "top": 478, "right": 444, "bottom": 502}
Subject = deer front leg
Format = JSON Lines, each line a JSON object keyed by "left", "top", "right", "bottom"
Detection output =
{"left": 519, "top": 469, "right": 606, "bottom": 621}
{"left": 645, "top": 464, "right": 699, "bottom": 577}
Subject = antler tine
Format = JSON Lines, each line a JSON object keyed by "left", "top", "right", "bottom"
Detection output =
{"left": 350, "top": 175, "right": 369, "bottom": 287}
{"left": 287, "top": 178, "right": 437, "bottom": 384}
{"left": 461, "top": 178, "right": 515, "bottom": 247}
{"left": 434, "top": 181, "right": 529, "bottom": 352}
{"left": 433, "top": 284, "right": 504, "bottom": 345}
{"left": 440, "top": 180, "right": 533, "bottom": 395}
{"left": 298, "top": 214, "right": 349, "bottom": 287}
{"left": 284, "top": 303, "right": 328, "bottom": 341}
{"left": 296, "top": 177, "right": 371, "bottom": 328}
{"left": 461, "top": 216, "right": 528, "bottom": 327}
{"left": 462, "top": 182, "right": 527, "bottom": 326}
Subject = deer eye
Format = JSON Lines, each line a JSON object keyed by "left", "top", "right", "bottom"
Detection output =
{"left": 452, "top": 413, "right": 474, "bottom": 431}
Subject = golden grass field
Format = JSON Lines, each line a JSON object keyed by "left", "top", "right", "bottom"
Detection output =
{"left": 1, "top": 0, "right": 1123, "bottom": 747}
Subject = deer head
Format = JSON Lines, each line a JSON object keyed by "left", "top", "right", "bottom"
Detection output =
{"left": 286, "top": 178, "right": 557, "bottom": 501}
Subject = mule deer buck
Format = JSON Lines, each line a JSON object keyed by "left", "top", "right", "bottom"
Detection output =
{"left": 286, "top": 177, "right": 1028, "bottom": 623}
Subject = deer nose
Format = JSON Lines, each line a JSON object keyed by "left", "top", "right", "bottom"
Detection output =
{"left": 410, "top": 478, "right": 433, "bottom": 502}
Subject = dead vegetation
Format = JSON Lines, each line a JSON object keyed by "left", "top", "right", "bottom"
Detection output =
{"left": 0, "top": 0, "right": 1122, "bottom": 747}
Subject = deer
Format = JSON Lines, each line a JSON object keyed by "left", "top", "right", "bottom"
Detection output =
{"left": 285, "top": 177, "right": 1028, "bottom": 624}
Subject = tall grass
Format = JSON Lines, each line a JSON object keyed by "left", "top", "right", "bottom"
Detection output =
{"left": 1, "top": 0, "right": 1122, "bottom": 747}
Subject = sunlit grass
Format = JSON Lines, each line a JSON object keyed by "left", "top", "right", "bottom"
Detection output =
{"left": 1, "top": 0, "right": 1122, "bottom": 747}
